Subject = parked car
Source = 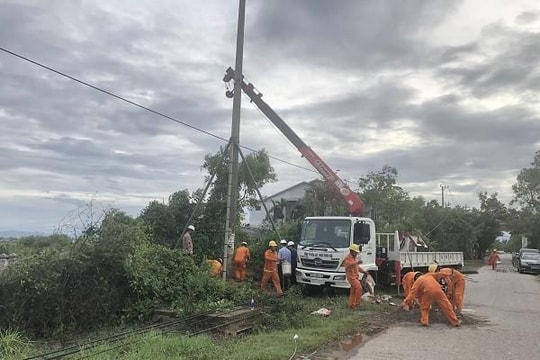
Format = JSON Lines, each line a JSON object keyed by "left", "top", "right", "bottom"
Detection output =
{"left": 517, "top": 251, "right": 540, "bottom": 274}
{"left": 512, "top": 248, "right": 539, "bottom": 268}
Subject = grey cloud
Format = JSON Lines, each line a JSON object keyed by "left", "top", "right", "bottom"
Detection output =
{"left": 439, "top": 43, "right": 479, "bottom": 64}
{"left": 416, "top": 96, "right": 540, "bottom": 145}
{"left": 291, "top": 81, "right": 416, "bottom": 125}
{"left": 1, "top": 0, "right": 539, "bottom": 232}
{"left": 515, "top": 11, "right": 540, "bottom": 25}
{"left": 249, "top": 0, "right": 461, "bottom": 70}
{"left": 438, "top": 24, "right": 540, "bottom": 97}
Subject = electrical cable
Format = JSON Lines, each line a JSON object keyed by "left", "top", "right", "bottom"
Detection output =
{"left": 22, "top": 311, "right": 213, "bottom": 360}
{"left": 288, "top": 335, "right": 299, "bottom": 360}
{"left": 0, "top": 46, "right": 224, "bottom": 143}
{"left": 23, "top": 303, "right": 254, "bottom": 360}
{"left": 0, "top": 46, "right": 317, "bottom": 174}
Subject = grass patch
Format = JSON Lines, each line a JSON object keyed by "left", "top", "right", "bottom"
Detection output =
{"left": 221, "top": 300, "right": 387, "bottom": 360}
{"left": 462, "top": 259, "right": 485, "bottom": 273}
{"left": 27, "top": 290, "right": 398, "bottom": 360}
{"left": 0, "top": 329, "right": 31, "bottom": 359}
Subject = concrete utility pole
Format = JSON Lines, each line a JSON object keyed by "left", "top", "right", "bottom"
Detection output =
{"left": 440, "top": 184, "right": 448, "bottom": 208}
{"left": 223, "top": 0, "right": 246, "bottom": 280}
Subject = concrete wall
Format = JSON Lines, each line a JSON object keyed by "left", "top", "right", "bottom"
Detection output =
{"left": 248, "top": 183, "right": 311, "bottom": 228}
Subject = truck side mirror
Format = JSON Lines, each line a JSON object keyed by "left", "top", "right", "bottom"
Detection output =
{"left": 353, "top": 222, "right": 371, "bottom": 245}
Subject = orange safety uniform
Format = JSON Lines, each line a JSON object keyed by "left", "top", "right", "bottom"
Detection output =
{"left": 343, "top": 254, "right": 365, "bottom": 309}
{"left": 205, "top": 260, "right": 222, "bottom": 277}
{"left": 439, "top": 268, "right": 466, "bottom": 313}
{"left": 401, "top": 271, "right": 417, "bottom": 297}
{"left": 234, "top": 246, "right": 251, "bottom": 281}
{"left": 401, "top": 271, "right": 424, "bottom": 306}
{"left": 404, "top": 274, "right": 460, "bottom": 327}
{"left": 488, "top": 251, "right": 500, "bottom": 270}
{"left": 261, "top": 249, "right": 283, "bottom": 296}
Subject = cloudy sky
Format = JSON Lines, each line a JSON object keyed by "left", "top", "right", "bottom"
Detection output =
{"left": 1, "top": 0, "right": 539, "bottom": 233}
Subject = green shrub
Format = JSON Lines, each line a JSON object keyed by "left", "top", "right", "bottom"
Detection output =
{"left": 258, "top": 287, "right": 307, "bottom": 330}
{"left": 125, "top": 242, "right": 250, "bottom": 318}
{"left": 0, "top": 210, "right": 149, "bottom": 337}
{"left": 0, "top": 209, "right": 256, "bottom": 338}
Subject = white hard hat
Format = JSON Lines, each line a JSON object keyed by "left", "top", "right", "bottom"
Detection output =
{"left": 187, "top": 225, "right": 195, "bottom": 231}
{"left": 287, "top": 241, "right": 295, "bottom": 246}
{"left": 280, "top": 239, "right": 287, "bottom": 245}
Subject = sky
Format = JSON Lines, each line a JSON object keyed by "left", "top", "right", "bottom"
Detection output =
{"left": 1, "top": 0, "right": 540, "bottom": 234}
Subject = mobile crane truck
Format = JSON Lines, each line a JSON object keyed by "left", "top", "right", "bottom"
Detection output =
{"left": 223, "top": 68, "right": 464, "bottom": 292}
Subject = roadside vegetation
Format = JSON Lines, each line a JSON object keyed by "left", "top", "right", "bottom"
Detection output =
{"left": 8, "top": 289, "right": 397, "bottom": 360}
{"left": 1, "top": 149, "right": 539, "bottom": 357}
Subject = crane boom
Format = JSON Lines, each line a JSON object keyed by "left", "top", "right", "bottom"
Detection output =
{"left": 223, "top": 67, "right": 364, "bottom": 216}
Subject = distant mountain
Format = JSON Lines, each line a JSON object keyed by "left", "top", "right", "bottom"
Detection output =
{"left": 0, "top": 231, "right": 47, "bottom": 239}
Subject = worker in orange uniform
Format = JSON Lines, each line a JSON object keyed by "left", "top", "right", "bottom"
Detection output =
{"left": 402, "top": 273, "right": 461, "bottom": 327}
{"left": 401, "top": 271, "right": 424, "bottom": 307}
{"left": 205, "top": 258, "right": 223, "bottom": 277}
{"left": 488, "top": 249, "right": 501, "bottom": 270}
{"left": 260, "top": 240, "right": 283, "bottom": 297}
{"left": 234, "top": 241, "right": 251, "bottom": 281}
{"left": 430, "top": 266, "right": 466, "bottom": 314}
{"left": 343, "top": 244, "right": 367, "bottom": 310}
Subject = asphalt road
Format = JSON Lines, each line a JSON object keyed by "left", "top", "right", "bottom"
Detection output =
{"left": 348, "top": 253, "right": 540, "bottom": 360}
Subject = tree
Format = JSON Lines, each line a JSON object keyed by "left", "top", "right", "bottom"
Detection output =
{"left": 297, "top": 180, "right": 347, "bottom": 217}
{"left": 197, "top": 147, "right": 277, "bottom": 260}
{"left": 510, "top": 150, "right": 540, "bottom": 249}
{"left": 357, "top": 165, "right": 412, "bottom": 231}
{"left": 139, "top": 201, "right": 176, "bottom": 247}
{"left": 473, "top": 192, "right": 508, "bottom": 258}
{"left": 138, "top": 190, "right": 196, "bottom": 248}
{"left": 512, "top": 150, "right": 540, "bottom": 214}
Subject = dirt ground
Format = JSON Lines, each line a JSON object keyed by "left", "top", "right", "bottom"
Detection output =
{"left": 298, "top": 297, "right": 489, "bottom": 360}
{"left": 392, "top": 305, "right": 488, "bottom": 326}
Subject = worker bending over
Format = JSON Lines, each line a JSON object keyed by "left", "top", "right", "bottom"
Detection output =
{"left": 401, "top": 271, "right": 424, "bottom": 306}
{"left": 429, "top": 265, "right": 466, "bottom": 314}
{"left": 402, "top": 273, "right": 461, "bottom": 327}
{"left": 206, "top": 258, "right": 223, "bottom": 277}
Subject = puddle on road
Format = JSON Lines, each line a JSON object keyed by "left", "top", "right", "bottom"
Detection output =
{"left": 296, "top": 327, "right": 387, "bottom": 360}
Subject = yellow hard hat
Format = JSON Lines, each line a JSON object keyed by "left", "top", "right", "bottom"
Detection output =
{"left": 428, "top": 263, "right": 438, "bottom": 273}
{"left": 268, "top": 240, "right": 278, "bottom": 247}
{"left": 349, "top": 244, "right": 361, "bottom": 253}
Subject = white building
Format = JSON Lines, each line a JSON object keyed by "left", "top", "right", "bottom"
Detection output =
{"left": 247, "top": 180, "right": 320, "bottom": 228}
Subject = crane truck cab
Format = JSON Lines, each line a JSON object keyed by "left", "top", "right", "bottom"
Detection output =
{"left": 296, "top": 216, "right": 377, "bottom": 288}
{"left": 295, "top": 217, "right": 465, "bottom": 290}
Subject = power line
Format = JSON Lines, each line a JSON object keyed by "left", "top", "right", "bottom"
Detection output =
{"left": 0, "top": 46, "right": 224, "bottom": 142}
{"left": 0, "top": 46, "right": 316, "bottom": 174}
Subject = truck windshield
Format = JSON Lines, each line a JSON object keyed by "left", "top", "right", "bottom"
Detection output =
{"left": 299, "top": 219, "right": 351, "bottom": 248}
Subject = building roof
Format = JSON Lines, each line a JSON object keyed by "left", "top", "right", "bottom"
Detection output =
{"left": 259, "top": 179, "right": 321, "bottom": 202}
